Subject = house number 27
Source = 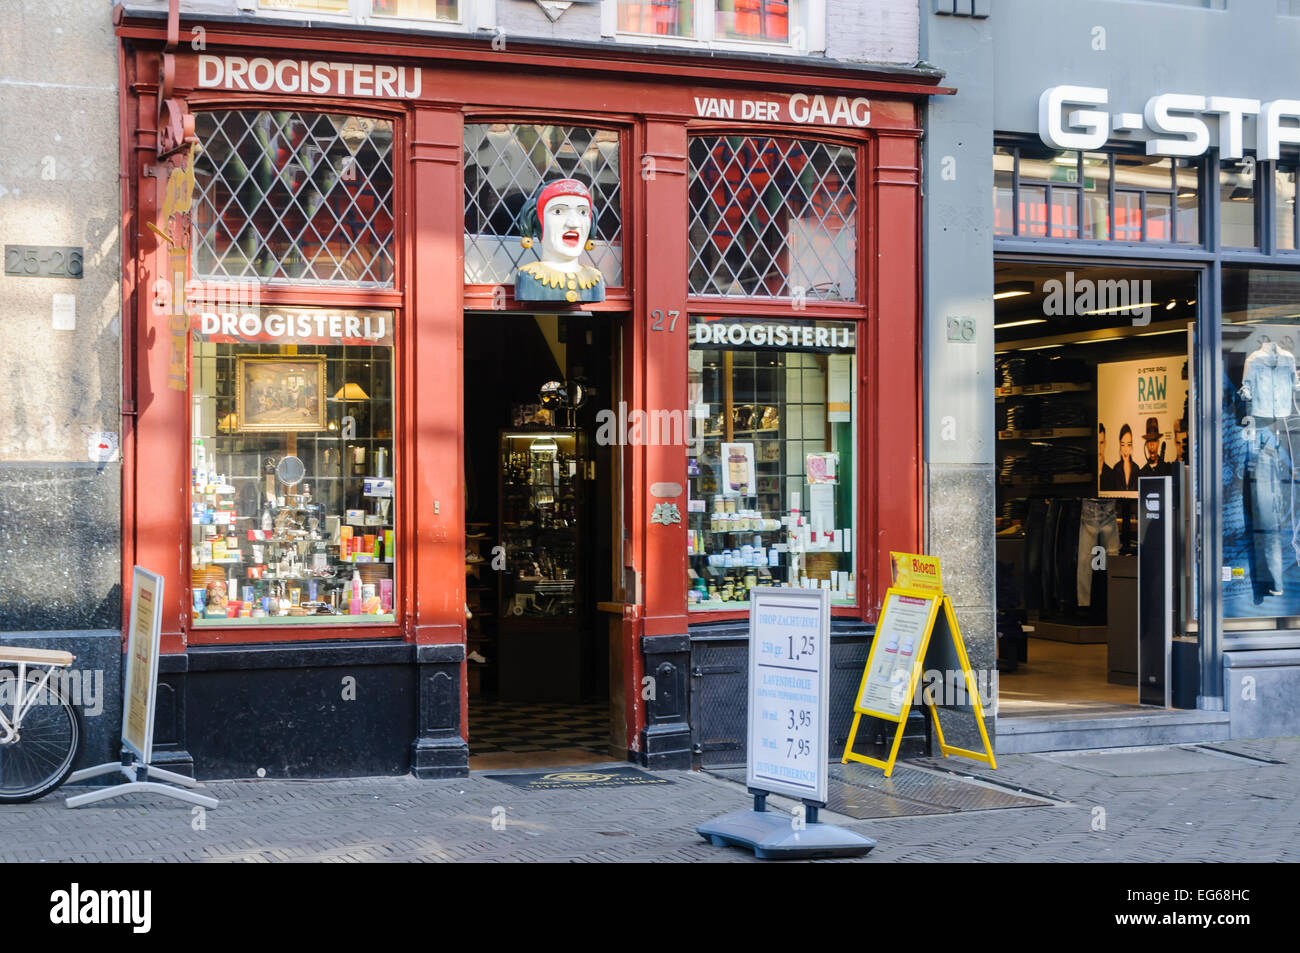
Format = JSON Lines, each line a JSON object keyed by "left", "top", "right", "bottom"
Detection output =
{"left": 650, "top": 309, "right": 680, "bottom": 332}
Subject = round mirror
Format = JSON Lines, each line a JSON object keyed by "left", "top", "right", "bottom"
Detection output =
{"left": 570, "top": 382, "right": 586, "bottom": 409}
{"left": 276, "top": 455, "right": 306, "bottom": 486}
{"left": 539, "top": 380, "right": 567, "bottom": 409}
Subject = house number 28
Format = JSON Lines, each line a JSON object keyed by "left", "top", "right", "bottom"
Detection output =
{"left": 650, "top": 309, "right": 681, "bottom": 332}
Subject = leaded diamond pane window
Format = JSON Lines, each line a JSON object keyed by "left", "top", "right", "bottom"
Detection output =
{"left": 464, "top": 124, "right": 623, "bottom": 287}
{"left": 193, "top": 111, "right": 395, "bottom": 287}
{"left": 689, "top": 136, "right": 857, "bottom": 300}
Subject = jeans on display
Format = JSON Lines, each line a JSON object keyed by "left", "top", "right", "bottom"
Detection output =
{"left": 1248, "top": 424, "right": 1286, "bottom": 594}
{"left": 1076, "top": 499, "right": 1119, "bottom": 607}
{"left": 1042, "top": 500, "right": 1061, "bottom": 612}
{"left": 1054, "top": 498, "right": 1081, "bottom": 615}
{"left": 1023, "top": 500, "right": 1047, "bottom": 611}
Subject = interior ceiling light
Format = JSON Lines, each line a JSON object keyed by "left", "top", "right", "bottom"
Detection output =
{"left": 993, "top": 318, "right": 1048, "bottom": 330}
{"left": 993, "top": 280, "right": 1035, "bottom": 300}
{"left": 1019, "top": 344, "right": 1062, "bottom": 351}
{"left": 1166, "top": 299, "right": 1178, "bottom": 310}
{"left": 1136, "top": 328, "right": 1189, "bottom": 337}
{"left": 1081, "top": 302, "right": 1156, "bottom": 316}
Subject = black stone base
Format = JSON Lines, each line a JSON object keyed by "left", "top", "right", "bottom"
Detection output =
{"left": 0, "top": 630, "right": 122, "bottom": 779}
{"left": 411, "top": 737, "right": 470, "bottom": 778}
{"left": 641, "top": 633, "right": 692, "bottom": 770}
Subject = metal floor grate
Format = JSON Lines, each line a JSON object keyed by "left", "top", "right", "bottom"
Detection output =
{"left": 706, "top": 761, "right": 1054, "bottom": 820}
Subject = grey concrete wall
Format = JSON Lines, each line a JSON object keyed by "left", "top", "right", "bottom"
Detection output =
{"left": 825, "top": 0, "right": 919, "bottom": 64}
{"left": 1223, "top": 648, "right": 1300, "bottom": 738}
{"left": 0, "top": 2, "right": 121, "bottom": 633}
{"left": 919, "top": 9, "right": 998, "bottom": 738}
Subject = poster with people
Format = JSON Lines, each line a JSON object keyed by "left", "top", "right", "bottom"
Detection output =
{"left": 1096, "top": 356, "right": 1189, "bottom": 499}
{"left": 1221, "top": 323, "right": 1300, "bottom": 618}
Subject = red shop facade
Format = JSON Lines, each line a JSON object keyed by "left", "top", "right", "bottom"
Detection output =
{"left": 118, "top": 9, "right": 942, "bottom": 778}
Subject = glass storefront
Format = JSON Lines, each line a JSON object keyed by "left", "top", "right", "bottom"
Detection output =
{"left": 189, "top": 308, "right": 396, "bottom": 625}
{"left": 686, "top": 317, "right": 857, "bottom": 610}
{"left": 189, "top": 108, "right": 399, "bottom": 629}
{"left": 1221, "top": 268, "right": 1300, "bottom": 620}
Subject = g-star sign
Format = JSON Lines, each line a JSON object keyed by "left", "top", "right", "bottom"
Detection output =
{"left": 1039, "top": 84, "right": 1300, "bottom": 160}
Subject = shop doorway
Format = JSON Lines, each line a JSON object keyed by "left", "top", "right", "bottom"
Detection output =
{"left": 463, "top": 312, "right": 620, "bottom": 769}
{"left": 993, "top": 261, "right": 1200, "bottom": 716}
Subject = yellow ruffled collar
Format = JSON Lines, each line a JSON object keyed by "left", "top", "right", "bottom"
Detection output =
{"left": 518, "top": 260, "right": 603, "bottom": 290}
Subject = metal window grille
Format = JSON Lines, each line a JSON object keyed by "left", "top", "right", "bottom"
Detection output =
{"left": 463, "top": 123, "right": 623, "bottom": 287}
{"left": 688, "top": 135, "right": 857, "bottom": 299}
{"left": 192, "top": 111, "right": 395, "bottom": 287}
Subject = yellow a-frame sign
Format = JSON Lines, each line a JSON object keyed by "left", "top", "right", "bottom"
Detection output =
{"left": 841, "top": 553, "right": 996, "bottom": 778}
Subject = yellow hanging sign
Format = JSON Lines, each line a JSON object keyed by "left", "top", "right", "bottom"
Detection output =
{"left": 841, "top": 552, "right": 996, "bottom": 777}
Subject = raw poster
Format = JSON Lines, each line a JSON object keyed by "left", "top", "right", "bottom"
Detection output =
{"left": 1096, "top": 356, "right": 1189, "bottom": 499}
{"left": 1221, "top": 324, "right": 1300, "bottom": 618}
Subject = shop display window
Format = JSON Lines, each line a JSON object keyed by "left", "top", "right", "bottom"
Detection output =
{"left": 994, "top": 143, "right": 1200, "bottom": 245}
{"left": 188, "top": 308, "right": 397, "bottom": 626}
{"left": 192, "top": 111, "right": 395, "bottom": 287}
{"left": 686, "top": 318, "right": 857, "bottom": 611}
{"left": 688, "top": 135, "right": 857, "bottom": 299}
{"left": 1221, "top": 268, "right": 1300, "bottom": 622}
{"left": 464, "top": 124, "right": 622, "bottom": 287}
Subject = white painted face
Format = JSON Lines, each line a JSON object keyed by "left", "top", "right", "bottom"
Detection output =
{"left": 540, "top": 196, "right": 591, "bottom": 265}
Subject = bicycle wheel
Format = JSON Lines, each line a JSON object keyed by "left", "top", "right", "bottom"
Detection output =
{"left": 0, "top": 668, "right": 84, "bottom": 803}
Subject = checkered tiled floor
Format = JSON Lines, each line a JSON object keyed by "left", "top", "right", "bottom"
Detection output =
{"left": 468, "top": 699, "right": 610, "bottom": 754}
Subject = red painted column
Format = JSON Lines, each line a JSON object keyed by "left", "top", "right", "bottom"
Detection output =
{"left": 407, "top": 105, "right": 468, "bottom": 739}
{"left": 631, "top": 120, "right": 693, "bottom": 766}
{"left": 402, "top": 104, "right": 476, "bottom": 775}
{"left": 868, "top": 129, "right": 924, "bottom": 615}
{"left": 638, "top": 121, "right": 691, "bottom": 639}
{"left": 129, "top": 57, "right": 190, "bottom": 656}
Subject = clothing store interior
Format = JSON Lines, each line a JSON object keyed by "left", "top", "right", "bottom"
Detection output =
{"left": 462, "top": 312, "right": 619, "bottom": 768}
{"left": 993, "top": 262, "right": 1198, "bottom": 714}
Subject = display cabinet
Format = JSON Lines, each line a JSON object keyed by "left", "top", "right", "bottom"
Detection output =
{"left": 496, "top": 428, "right": 587, "bottom": 701}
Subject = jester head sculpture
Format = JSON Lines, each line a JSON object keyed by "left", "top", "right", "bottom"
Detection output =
{"left": 514, "top": 178, "right": 606, "bottom": 303}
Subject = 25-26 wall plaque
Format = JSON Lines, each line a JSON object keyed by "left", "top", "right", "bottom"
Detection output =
{"left": 4, "top": 245, "right": 83, "bottom": 278}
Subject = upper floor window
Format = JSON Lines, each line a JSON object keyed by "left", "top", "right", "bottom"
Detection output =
{"left": 994, "top": 142, "right": 1200, "bottom": 245}
{"left": 605, "top": 0, "right": 824, "bottom": 52}
{"left": 1220, "top": 156, "right": 1259, "bottom": 249}
{"left": 689, "top": 135, "right": 857, "bottom": 299}
{"left": 256, "top": 0, "right": 490, "bottom": 29}
{"left": 1277, "top": 161, "right": 1298, "bottom": 252}
{"left": 193, "top": 110, "right": 396, "bottom": 287}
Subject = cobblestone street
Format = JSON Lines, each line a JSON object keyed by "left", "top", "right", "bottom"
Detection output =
{"left": 2, "top": 738, "right": 1296, "bottom": 863}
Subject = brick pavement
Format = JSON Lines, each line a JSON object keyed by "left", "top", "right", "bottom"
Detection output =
{"left": 1, "top": 738, "right": 1296, "bottom": 862}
